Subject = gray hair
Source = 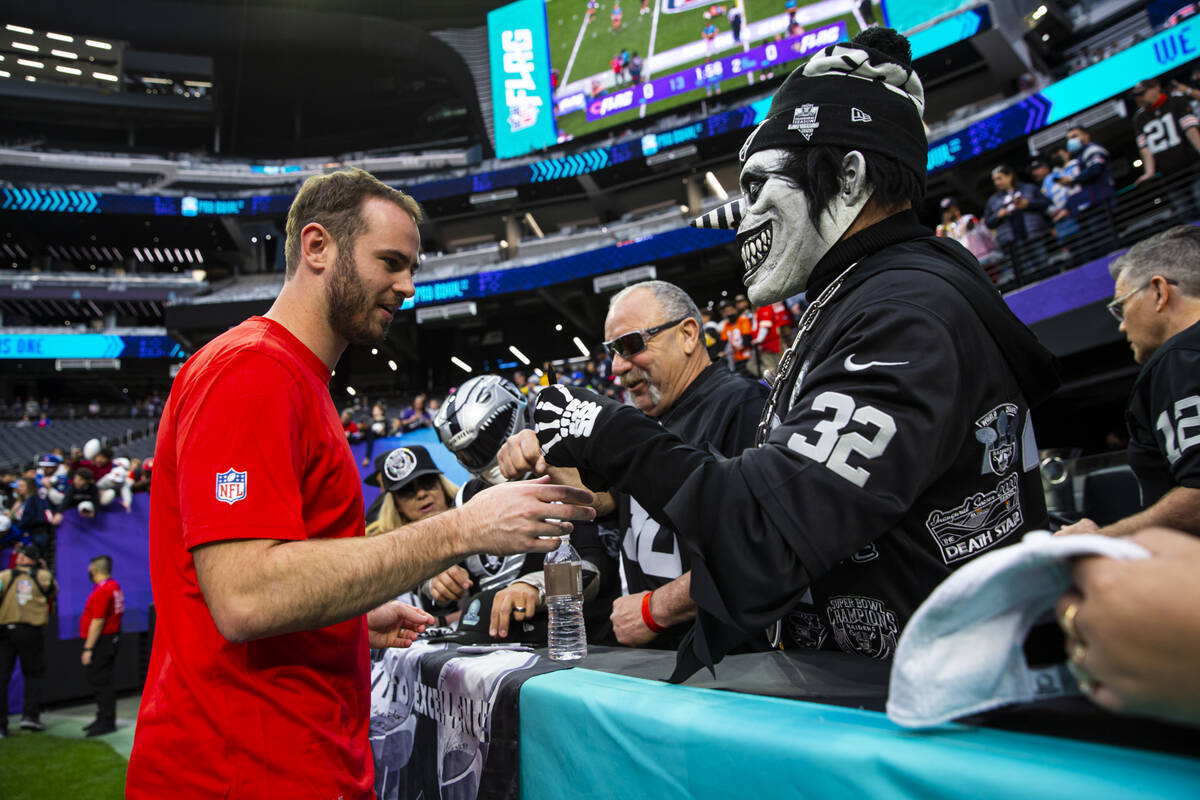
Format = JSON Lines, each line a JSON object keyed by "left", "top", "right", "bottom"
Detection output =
{"left": 1109, "top": 225, "right": 1200, "bottom": 296}
{"left": 609, "top": 280, "right": 702, "bottom": 327}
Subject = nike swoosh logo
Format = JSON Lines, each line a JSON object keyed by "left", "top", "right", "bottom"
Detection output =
{"left": 844, "top": 354, "right": 910, "bottom": 372}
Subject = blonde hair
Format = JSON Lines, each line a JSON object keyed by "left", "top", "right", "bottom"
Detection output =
{"left": 284, "top": 167, "right": 423, "bottom": 280}
{"left": 368, "top": 475, "right": 459, "bottom": 536}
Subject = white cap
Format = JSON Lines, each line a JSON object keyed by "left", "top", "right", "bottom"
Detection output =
{"left": 887, "top": 532, "right": 1149, "bottom": 728}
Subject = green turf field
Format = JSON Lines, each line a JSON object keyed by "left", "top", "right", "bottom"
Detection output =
{"left": 0, "top": 735, "right": 127, "bottom": 800}
{"left": 548, "top": 0, "right": 882, "bottom": 140}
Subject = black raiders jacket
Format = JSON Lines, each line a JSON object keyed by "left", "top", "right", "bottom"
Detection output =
{"left": 542, "top": 212, "right": 1061, "bottom": 679}
{"left": 1124, "top": 319, "right": 1200, "bottom": 507}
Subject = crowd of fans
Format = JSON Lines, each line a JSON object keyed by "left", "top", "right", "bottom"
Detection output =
{"left": 1, "top": 440, "right": 154, "bottom": 560}
{"left": 937, "top": 69, "right": 1200, "bottom": 288}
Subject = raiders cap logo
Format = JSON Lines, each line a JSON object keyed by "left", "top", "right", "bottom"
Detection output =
{"left": 384, "top": 448, "right": 418, "bottom": 484}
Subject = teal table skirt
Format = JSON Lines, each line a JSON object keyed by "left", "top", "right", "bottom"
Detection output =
{"left": 519, "top": 669, "right": 1200, "bottom": 799}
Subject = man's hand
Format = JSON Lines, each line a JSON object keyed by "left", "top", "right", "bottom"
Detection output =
{"left": 456, "top": 475, "right": 594, "bottom": 556}
{"left": 367, "top": 601, "right": 437, "bottom": 649}
{"left": 490, "top": 581, "right": 541, "bottom": 639}
{"left": 81, "top": 649, "right": 92, "bottom": 666}
{"left": 429, "top": 565, "right": 473, "bottom": 605}
{"left": 611, "top": 591, "right": 659, "bottom": 647}
{"left": 1055, "top": 517, "right": 1099, "bottom": 536}
{"left": 499, "top": 430, "right": 616, "bottom": 515}
{"left": 1055, "top": 528, "right": 1200, "bottom": 727}
{"left": 498, "top": 429, "right": 550, "bottom": 480}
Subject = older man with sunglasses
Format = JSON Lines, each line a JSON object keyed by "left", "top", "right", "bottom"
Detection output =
{"left": 1059, "top": 225, "right": 1200, "bottom": 538}
{"left": 500, "top": 280, "right": 767, "bottom": 649}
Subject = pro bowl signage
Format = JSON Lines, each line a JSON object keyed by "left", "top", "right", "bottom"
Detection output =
{"left": 488, "top": 0, "right": 557, "bottom": 158}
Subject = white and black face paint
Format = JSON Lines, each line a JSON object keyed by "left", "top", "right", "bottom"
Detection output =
{"left": 736, "top": 148, "right": 873, "bottom": 305}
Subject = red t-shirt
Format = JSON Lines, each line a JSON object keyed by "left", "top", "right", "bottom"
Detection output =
{"left": 754, "top": 305, "right": 781, "bottom": 355}
{"left": 126, "top": 317, "right": 371, "bottom": 800}
{"left": 80, "top": 578, "right": 123, "bottom": 637}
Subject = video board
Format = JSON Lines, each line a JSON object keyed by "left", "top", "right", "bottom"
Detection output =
{"left": 489, "top": 0, "right": 984, "bottom": 158}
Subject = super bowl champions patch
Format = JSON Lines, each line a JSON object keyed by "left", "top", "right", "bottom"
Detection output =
{"left": 925, "top": 473, "right": 1022, "bottom": 565}
{"left": 825, "top": 595, "right": 899, "bottom": 659}
{"left": 215, "top": 468, "right": 247, "bottom": 505}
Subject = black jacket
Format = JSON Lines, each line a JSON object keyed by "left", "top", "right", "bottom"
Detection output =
{"left": 1125, "top": 319, "right": 1200, "bottom": 506}
{"left": 546, "top": 212, "right": 1059, "bottom": 680}
{"left": 617, "top": 362, "right": 767, "bottom": 649}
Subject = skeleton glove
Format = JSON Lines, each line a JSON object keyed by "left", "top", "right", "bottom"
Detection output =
{"left": 532, "top": 384, "right": 618, "bottom": 467}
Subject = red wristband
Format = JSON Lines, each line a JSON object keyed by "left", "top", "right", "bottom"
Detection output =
{"left": 641, "top": 590, "right": 666, "bottom": 633}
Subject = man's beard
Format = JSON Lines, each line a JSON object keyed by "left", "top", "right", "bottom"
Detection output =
{"left": 327, "top": 247, "right": 388, "bottom": 345}
{"left": 618, "top": 365, "right": 662, "bottom": 408}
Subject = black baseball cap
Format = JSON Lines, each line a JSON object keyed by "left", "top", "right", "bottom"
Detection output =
{"left": 369, "top": 446, "right": 443, "bottom": 493}
{"left": 1029, "top": 158, "right": 1048, "bottom": 169}
{"left": 448, "top": 584, "right": 549, "bottom": 645}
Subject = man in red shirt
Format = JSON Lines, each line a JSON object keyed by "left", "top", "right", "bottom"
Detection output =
{"left": 80, "top": 554, "right": 123, "bottom": 737}
{"left": 125, "top": 168, "right": 594, "bottom": 799}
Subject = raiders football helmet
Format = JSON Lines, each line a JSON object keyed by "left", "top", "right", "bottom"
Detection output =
{"left": 434, "top": 375, "right": 528, "bottom": 485}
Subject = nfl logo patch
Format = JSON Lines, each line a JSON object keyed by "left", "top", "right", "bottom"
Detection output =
{"left": 215, "top": 468, "right": 247, "bottom": 505}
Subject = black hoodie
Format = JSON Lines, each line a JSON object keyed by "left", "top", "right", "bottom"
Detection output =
{"left": 543, "top": 211, "right": 1060, "bottom": 680}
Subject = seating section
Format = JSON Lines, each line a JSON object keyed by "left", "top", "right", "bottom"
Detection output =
{"left": 1, "top": 417, "right": 158, "bottom": 472}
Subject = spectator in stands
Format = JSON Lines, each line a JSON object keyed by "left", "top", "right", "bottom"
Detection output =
{"left": 96, "top": 455, "right": 133, "bottom": 513}
{"left": 38, "top": 454, "right": 69, "bottom": 507}
{"left": 88, "top": 399, "right": 100, "bottom": 417}
{"left": 14, "top": 415, "right": 31, "bottom": 428}
{"left": 426, "top": 396, "right": 442, "bottom": 415}
{"left": 400, "top": 394, "right": 433, "bottom": 432}
{"left": 1057, "top": 125, "right": 1116, "bottom": 262}
{"left": 716, "top": 297, "right": 748, "bottom": 371}
{"left": 700, "top": 306, "right": 725, "bottom": 362}
{"left": 936, "top": 197, "right": 1004, "bottom": 277}
{"left": 361, "top": 402, "right": 391, "bottom": 466}
{"left": 1033, "top": 155, "right": 1082, "bottom": 250}
{"left": 499, "top": 281, "right": 767, "bottom": 649}
{"left": 1131, "top": 78, "right": 1200, "bottom": 220}
{"left": 1059, "top": 226, "right": 1200, "bottom": 538}
{"left": 130, "top": 458, "right": 153, "bottom": 494}
{"left": 0, "top": 543, "right": 57, "bottom": 736}
{"left": 80, "top": 554, "right": 124, "bottom": 737}
{"left": 36, "top": 412, "right": 49, "bottom": 428}
{"left": 90, "top": 447, "right": 112, "bottom": 483}
{"left": 341, "top": 409, "right": 362, "bottom": 443}
{"left": 750, "top": 300, "right": 785, "bottom": 376}
{"left": 1055, "top": 527, "right": 1200, "bottom": 727}
{"left": 6, "top": 477, "right": 58, "bottom": 551}
{"left": 64, "top": 468, "right": 101, "bottom": 518}
{"left": 512, "top": 370, "right": 530, "bottom": 396}
{"left": 984, "top": 164, "right": 1051, "bottom": 280}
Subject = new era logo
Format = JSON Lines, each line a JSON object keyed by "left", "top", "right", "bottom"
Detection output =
{"left": 215, "top": 468, "right": 247, "bottom": 505}
{"left": 851, "top": 107, "right": 872, "bottom": 123}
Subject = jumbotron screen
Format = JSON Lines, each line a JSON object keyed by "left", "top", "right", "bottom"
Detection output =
{"left": 487, "top": 0, "right": 955, "bottom": 158}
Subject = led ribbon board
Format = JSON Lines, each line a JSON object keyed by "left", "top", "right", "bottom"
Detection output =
{"left": 488, "top": 0, "right": 558, "bottom": 159}
{"left": 0, "top": 334, "right": 185, "bottom": 359}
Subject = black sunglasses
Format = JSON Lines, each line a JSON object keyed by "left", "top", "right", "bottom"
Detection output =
{"left": 393, "top": 473, "right": 440, "bottom": 498}
{"left": 603, "top": 316, "right": 690, "bottom": 359}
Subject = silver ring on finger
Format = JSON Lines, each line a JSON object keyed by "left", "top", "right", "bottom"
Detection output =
{"left": 513, "top": 606, "right": 526, "bottom": 614}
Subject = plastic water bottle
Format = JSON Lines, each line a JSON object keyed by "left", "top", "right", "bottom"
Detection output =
{"left": 545, "top": 535, "right": 587, "bottom": 661}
